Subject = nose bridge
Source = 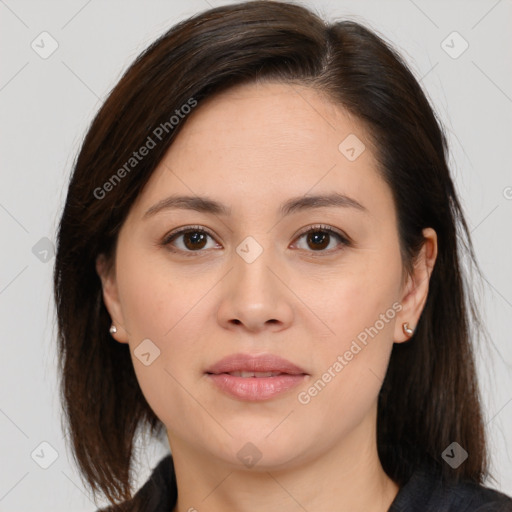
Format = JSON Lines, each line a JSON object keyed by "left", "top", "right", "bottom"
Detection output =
{"left": 233, "top": 234, "right": 279, "bottom": 302}
{"left": 216, "top": 232, "right": 293, "bottom": 331}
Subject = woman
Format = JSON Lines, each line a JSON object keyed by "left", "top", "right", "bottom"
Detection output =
{"left": 53, "top": 1, "right": 512, "bottom": 511}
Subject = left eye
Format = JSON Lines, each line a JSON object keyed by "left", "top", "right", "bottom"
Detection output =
{"left": 293, "top": 225, "right": 349, "bottom": 252}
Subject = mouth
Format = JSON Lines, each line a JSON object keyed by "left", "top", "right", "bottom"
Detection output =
{"left": 221, "top": 371, "right": 287, "bottom": 378}
{"left": 205, "top": 353, "right": 308, "bottom": 401}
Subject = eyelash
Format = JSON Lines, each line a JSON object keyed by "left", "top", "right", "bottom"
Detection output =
{"left": 160, "top": 224, "right": 351, "bottom": 258}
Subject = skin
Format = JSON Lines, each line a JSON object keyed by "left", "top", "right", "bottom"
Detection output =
{"left": 96, "top": 81, "right": 437, "bottom": 512}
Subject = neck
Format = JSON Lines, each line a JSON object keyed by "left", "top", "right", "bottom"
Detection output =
{"left": 169, "top": 407, "right": 399, "bottom": 512}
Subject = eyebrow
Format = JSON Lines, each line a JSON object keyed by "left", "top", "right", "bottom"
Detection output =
{"left": 143, "top": 192, "right": 368, "bottom": 219}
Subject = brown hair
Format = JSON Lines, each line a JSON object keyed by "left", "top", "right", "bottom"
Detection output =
{"left": 53, "top": 0, "right": 489, "bottom": 508}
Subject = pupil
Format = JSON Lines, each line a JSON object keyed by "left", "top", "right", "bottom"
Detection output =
{"left": 308, "top": 231, "right": 328, "bottom": 250}
{"left": 185, "top": 231, "right": 207, "bottom": 250}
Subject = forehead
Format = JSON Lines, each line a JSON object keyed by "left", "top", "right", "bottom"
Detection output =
{"left": 174, "top": 80, "right": 365, "bottom": 157}
{"left": 128, "top": 81, "right": 391, "bottom": 222}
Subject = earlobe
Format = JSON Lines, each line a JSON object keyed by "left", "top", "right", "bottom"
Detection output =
{"left": 95, "top": 254, "right": 129, "bottom": 344}
{"left": 394, "top": 227, "right": 438, "bottom": 343}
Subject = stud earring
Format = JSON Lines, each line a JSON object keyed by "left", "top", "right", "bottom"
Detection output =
{"left": 109, "top": 324, "right": 117, "bottom": 335}
{"left": 402, "top": 322, "right": 414, "bottom": 337}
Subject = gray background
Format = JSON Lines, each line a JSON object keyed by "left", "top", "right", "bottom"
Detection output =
{"left": 0, "top": 0, "right": 511, "bottom": 510}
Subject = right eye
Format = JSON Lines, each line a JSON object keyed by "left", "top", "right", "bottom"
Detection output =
{"left": 161, "top": 225, "right": 220, "bottom": 255}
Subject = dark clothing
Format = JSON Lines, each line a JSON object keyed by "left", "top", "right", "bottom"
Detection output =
{"left": 101, "top": 454, "right": 512, "bottom": 511}
{"left": 387, "top": 462, "right": 512, "bottom": 512}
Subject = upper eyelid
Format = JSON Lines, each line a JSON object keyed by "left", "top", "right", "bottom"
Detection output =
{"left": 294, "top": 224, "right": 348, "bottom": 241}
{"left": 165, "top": 225, "right": 217, "bottom": 242}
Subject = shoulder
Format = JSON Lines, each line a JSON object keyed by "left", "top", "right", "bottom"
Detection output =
{"left": 96, "top": 454, "right": 176, "bottom": 512}
{"left": 389, "top": 462, "right": 512, "bottom": 512}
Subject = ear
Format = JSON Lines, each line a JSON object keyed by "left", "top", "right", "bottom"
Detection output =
{"left": 95, "top": 253, "right": 129, "bottom": 344}
{"left": 394, "top": 227, "right": 438, "bottom": 343}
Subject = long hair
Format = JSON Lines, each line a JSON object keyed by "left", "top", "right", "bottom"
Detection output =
{"left": 53, "top": 1, "right": 488, "bottom": 507}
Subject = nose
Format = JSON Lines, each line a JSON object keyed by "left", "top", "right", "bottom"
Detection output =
{"left": 216, "top": 243, "right": 294, "bottom": 333}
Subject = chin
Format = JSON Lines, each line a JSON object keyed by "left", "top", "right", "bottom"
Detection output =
{"left": 205, "top": 430, "right": 313, "bottom": 472}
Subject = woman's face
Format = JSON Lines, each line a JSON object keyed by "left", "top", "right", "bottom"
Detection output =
{"left": 97, "top": 81, "right": 436, "bottom": 470}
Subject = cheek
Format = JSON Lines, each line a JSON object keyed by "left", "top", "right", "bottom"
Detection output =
{"left": 116, "top": 246, "right": 213, "bottom": 412}
{"left": 302, "top": 246, "right": 402, "bottom": 406}
{"left": 312, "top": 251, "right": 402, "bottom": 345}
{"left": 116, "top": 245, "right": 209, "bottom": 339}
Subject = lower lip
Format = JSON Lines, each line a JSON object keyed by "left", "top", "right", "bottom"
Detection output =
{"left": 207, "top": 373, "right": 307, "bottom": 401}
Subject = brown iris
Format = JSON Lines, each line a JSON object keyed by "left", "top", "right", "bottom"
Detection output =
{"left": 183, "top": 231, "right": 208, "bottom": 250}
{"left": 306, "top": 230, "right": 330, "bottom": 250}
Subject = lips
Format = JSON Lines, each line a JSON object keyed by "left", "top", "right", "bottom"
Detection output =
{"left": 206, "top": 353, "right": 307, "bottom": 376}
{"left": 205, "top": 353, "right": 308, "bottom": 401}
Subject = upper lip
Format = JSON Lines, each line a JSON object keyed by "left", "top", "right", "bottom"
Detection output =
{"left": 206, "top": 353, "right": 308, "bottom": 375}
